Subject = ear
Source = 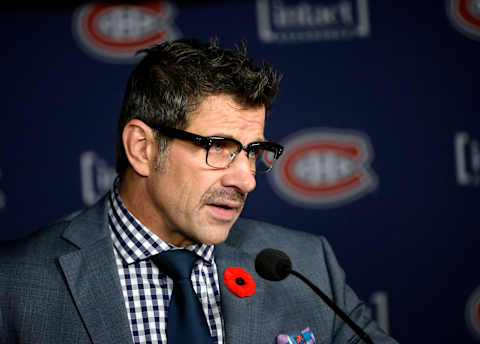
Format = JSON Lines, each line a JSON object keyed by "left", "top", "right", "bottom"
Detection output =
{"left": 122, "top": 119, "right": 157, "bottom": 177}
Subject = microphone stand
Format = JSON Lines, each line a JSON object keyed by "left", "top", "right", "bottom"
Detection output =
{"left": 290, "top": 270, "right": 375, "bottom": 344}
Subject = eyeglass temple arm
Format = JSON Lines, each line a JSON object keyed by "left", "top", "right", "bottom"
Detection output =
{"left": 156, "top": 126, "right": 210, "bottom": 147}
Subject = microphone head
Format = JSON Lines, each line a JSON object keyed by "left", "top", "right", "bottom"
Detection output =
{"left": 255, "top": 248, "right": 292, "bottom": 281}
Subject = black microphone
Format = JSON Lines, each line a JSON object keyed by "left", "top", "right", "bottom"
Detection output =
{"left": 255, "top": 248, "right": 374, "bottom": 344}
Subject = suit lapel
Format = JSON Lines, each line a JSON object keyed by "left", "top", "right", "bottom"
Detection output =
{"left": 58, "top": 197, "right": 133, "bottom": 344}
{"left": 215, "top": 241, "right": 267, "bottom": 344}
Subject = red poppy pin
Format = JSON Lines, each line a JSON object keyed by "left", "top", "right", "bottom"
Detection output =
{"left": 223, "top": 267, "right": 256, "bottom": 298}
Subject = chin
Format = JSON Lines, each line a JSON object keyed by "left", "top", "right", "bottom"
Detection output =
{"left": 197, "top": 225, "right": 232, "bottom": 246}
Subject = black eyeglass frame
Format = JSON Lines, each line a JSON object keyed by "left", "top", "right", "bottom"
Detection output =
{"left": 145, "top": 123, "right": 284, "bottom": 173}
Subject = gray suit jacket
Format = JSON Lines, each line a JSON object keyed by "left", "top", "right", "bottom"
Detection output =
{"left": 0, "top": 196, "right": 398, "bottom": 344}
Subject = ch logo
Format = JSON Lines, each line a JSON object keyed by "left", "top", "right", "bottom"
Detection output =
{"left": 268, "top": 128, "right": 377, "bottom": 208}
{"left": 0, "top": 168, "right": 5, "bottom": 211}
{"left": 447, "top": 0, "right": 480, "bottom": 41}
{"left": 466, "top": 285, "right": 480, "bottom": 340}
{"left": 73, "top": 1, "right": 181, "bottom": 63}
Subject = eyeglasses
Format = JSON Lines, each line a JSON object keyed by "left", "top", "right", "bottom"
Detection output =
{"left": 146, "top": 123, "right": 284, "bottom": 174}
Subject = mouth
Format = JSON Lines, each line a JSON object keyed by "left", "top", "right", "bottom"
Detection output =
{"left": 206, "top": 201, "right": 242, "bottom": 222}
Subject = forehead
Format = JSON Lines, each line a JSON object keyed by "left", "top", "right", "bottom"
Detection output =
{"left": 186, "top": 94, "right": 266, "bottom": 140}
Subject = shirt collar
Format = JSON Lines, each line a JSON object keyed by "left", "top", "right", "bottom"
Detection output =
{"left": 108, "top": 177, "right": 215, "bottom": 265}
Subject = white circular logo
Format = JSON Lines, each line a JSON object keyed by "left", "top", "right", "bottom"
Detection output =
{"left": 466, "top": 285, "right": 480, "bottom": 340}
{"left": 447, "top": 0, "right": 480, "bottom": 41}
{"left": 73, "top": 1, "right": 181, "bottom": 63}
{"left": 268, "top": 128, "right": 378, "bottom": 208}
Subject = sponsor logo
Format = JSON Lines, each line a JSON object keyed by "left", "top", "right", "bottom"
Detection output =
{"left": 466, "top": 285, "right": 480, "bottom": 340}
{"left": 0, "top": 168, "right": 6, "bottom": 211}
{"left": 256, "top": 0, "right": 370, "bottom": 43}
{"left": 454, "top": 132, "right": 480, "bottom": 186}
{"left": 268, "top": 128, "right": 377, "bottom": 208}
{"left": 447, "top": 0, "right": 480, "bottom": 41}
{"left": 80, "top": 151, "right": 117, "bottom": 206}
{"left": 73, "top": 1, "right": 181, "bottom": 63}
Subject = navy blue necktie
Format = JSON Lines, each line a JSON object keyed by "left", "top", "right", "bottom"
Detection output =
{"left": 151, "top": 250, "right": 213, "bottom": 343}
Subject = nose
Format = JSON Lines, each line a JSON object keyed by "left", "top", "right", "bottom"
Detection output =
{"left": 221, "top": 151, "right": 256, "bottom": 194}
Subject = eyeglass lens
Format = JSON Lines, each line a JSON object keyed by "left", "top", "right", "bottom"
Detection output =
{"left": 206, "top": 139, "right": 276, "bottom": 173}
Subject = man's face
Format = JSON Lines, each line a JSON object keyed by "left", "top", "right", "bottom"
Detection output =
{"left": 145, "top": 94, "right": 266, "bottom": 247}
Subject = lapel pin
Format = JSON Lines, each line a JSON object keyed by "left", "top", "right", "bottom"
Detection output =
{"left": 223, "top": 267, "right": 256, "bottom": 297}
{"left": 277, "top": 327, "right": 316, "bottom": 344}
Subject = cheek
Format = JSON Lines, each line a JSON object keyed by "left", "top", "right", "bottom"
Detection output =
{"left": 170, "top": 170, "right": 208, "bottom": 211}
{"left": 165, "top": 147, "right": 223, "bottom": 211}
{"left": 174, "top": 180, "right": 195, "bottom": 211}
{"left": 177, "top": 174, "right": 223, "bottom": 216}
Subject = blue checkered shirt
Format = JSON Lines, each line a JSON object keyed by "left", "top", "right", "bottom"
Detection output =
{"left": 107, "top": 183, "right": 224, "bottom": 344}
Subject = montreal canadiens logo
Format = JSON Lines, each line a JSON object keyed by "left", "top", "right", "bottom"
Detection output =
{"left": 268, "top": 128, "right": 378, "bottom": 208}
{"left": 73, "top": 1, "right": 181, "bottom": 63}
{"left": 466, "top": 286, "right": 480, "bottom": 340}
{"left": 447, "top": 0, "right": 480, "bottom": 41}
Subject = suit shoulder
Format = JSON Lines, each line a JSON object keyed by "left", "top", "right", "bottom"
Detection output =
{"left": 231, "top": 217, "right": 346, "bottom": 287}
{"left": 231, "top": 217, "right": 328, "bottom": 255}
{"left": 0, "top": 209, "right": 83, "bottom": 264}
{"left": 235, "top": 217, "right": 323, "bottom": 240}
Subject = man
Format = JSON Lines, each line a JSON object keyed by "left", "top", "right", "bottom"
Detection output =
{"left": 0, "top": 39, "right": 398, "bottom": 343}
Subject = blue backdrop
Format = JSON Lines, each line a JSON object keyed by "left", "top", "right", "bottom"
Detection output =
{"left": 2, "top": 1, "right": 480, "bottom": 342}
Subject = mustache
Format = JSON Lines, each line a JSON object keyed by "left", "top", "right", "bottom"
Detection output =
{"left": 201, "top": 187, "right": 246, "bottom": 205}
